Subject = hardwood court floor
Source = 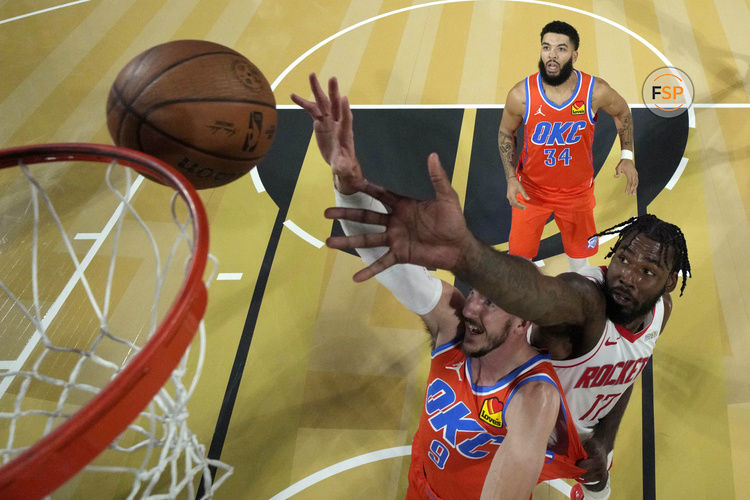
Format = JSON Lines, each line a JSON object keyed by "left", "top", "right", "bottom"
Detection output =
{"left": 1, "top": 0, "right": 749, "bottom": 498}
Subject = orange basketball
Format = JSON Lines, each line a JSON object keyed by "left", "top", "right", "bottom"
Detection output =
{"left": 106, "top": 40, "right": 276, "bottom": 189}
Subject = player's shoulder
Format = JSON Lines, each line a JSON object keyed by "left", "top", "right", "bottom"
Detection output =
{"left": 509, "top": 376, "right": 561, "bottom": 418}
{"left": 557, "top": 268, "right": 604, "bottom": 294}
{"left": 556, "top": 269, "right": 608, "bottom": 322}
{"left": 507, "top": 79, "right": 527, "bottom": 100}
{"left": 591, "top": 76, "right": 624, "bottom": 105}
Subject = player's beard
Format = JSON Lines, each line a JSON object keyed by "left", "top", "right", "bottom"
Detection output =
{"left": 603, "top": 282, "right": 665, "bottom": 327}
{"left": 460, "top": 318, "right": 513, "bottom": 358}
{"left": 538, "top": 57, "right": 574, "bottom": 86}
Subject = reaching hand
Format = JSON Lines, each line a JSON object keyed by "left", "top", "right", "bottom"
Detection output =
{"left": 614, "top": 158, "right": 638, "bottom": 196}
{"left": 575, "top": 437, "right": 609, "bottom": 486}
{"left": 324, "top": 153, "right": 472, "bottom": 281}
{"left": 290, "top": 73, "right": 363, "bottom": 193}
{"left": 506, "top": 176, "right": 529, "bottom": 209}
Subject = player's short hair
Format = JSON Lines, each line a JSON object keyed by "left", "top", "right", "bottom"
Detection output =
{"left": 540, "top": 21, "right": 580, "bottom": 50}
{"left": 594, "top": 214, "right": 691, "bottom": 296}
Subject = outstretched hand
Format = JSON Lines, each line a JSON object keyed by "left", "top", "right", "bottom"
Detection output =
{"left": 290, "top": 73, "right": 362, "bottom": 193}
{"left": 325, "top": 153, "right": 472, "bottom": 282}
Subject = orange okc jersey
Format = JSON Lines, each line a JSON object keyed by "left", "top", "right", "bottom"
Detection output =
{"left": 517, "top": 70, "right": 597, "bottom": 190}
{"left": 406, "top": 341, "right": 586, "bottom": 500}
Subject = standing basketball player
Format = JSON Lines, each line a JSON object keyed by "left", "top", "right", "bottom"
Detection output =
{"left": 499, "top": 21, "right": 638, "bottom": 271}
{"left": 292, "top": 74, "right": 587, "bottom": 499}
{"left": 324, "top": 158, "right": 690, "bottom": 500}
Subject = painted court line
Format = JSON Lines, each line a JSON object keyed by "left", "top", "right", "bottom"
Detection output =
{"left": 599, "top": 233, "right": 619, "bottom": 245}
{"left": 217, "top": 273, "right": 243, "bottom": 281}
{"left": 267, "top": 445, "right": 572, "bottom": 499}
{"left": 665, "top": 157, "right": 689, "bottom": 190}
{"left": 74, "top": 232, "right": 101, "bottom": 240}
{"left": 0, "top": 175, "right": 145, "bottom": 400}
{"left": 269, "top": 446, "right": 411, "bottom": 500}
{"left": 0, "top": 0, "right": 91, "bottom": 26}
{"left": 250, "top": 166, "right": 265, "bottom": 193}
{"left": 272, "top": 0, "right": 696, "bottom": 126}
{"left": 282, "top": 220, "right": 324, "bottom": 248}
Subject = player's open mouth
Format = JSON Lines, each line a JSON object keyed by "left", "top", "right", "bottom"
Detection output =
{"left": 610, "top": 289, "right": 633, "bottom": 306}
{"left": 466, "top": 323, "right": 484, "bottom": 335}
{"left": 546, "top": 62, "right": 559, "bottom": 71}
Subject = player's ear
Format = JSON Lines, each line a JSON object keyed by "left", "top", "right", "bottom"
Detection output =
{"left": 572, "top": 50, "right": 578, "bottom": 64}
{"left": 515, "top": 318, "right": 531, "bottom": 334}
{"left": 665, "top": 271, "right": 678, "bottom": 293}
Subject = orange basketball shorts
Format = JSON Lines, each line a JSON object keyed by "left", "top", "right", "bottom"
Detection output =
{"left": 508, "top": 183, "right": 598, "bottom": 260}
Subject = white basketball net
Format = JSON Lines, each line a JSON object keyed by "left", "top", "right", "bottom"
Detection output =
{"left": 0, "top": 158, "right": 232, "bottom": 498}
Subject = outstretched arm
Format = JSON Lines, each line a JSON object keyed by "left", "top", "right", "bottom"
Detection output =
{"left": 293, "top": 74, "right": 461, "bottom": 344}
{"left": 325, "top": 154, "right": 603, "bottom": 328}
{"left": 480, "top": 381, "right": 560, "bottom": 500}
{"left": 291, "top": 73, "right": 362, "bottom": 193}
{"left": 594, "top": 78, "right": 637, "bottom": 196}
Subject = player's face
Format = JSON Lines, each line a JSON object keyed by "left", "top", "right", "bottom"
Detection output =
{"left": 605, "top": 233, "right": 678, "bottom": 327}
{"left": 460, "top": 290, "right": 515, "bottom": 358}
{"left": 538, "top": 32, "right": 577, "bottom": 86}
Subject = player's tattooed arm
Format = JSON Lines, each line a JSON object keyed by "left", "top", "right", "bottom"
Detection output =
{"left": 497, "top": 130, "right": 517, "bottom": 179}
{"left": 499, "top": 81, "right": 530, "bottom": 208}
{"left": 594, "top": 78, "right": 633, "bottom": 150}
{"left": 498, "top": 81, "right": 525, "bottom": 177}
{"left": 455, "top": 236, "right": 605, "bottom": 328}
{"left": 615, "top": 113, "right": 634, "bottom": 151}
{"left": 595, "top": 78, "right": 638, "bottom": 195}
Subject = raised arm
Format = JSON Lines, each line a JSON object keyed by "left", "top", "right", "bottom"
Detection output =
{"left": 455, "top": 231, "right": 604, "bottom": 327}
{"left": 480, "top": 381, "right": 560, "bottom": 500}
{"left": 593, "top": 78, "right": 637, "bottom": 195}
{"left": 325, "top": 153, "right": 605, "bottom": 330}
{"left": 498, "top": 82, "right": 529, "bottom": 209}
{"left": 293, "top": 74, "right": 463, "bottom": 345}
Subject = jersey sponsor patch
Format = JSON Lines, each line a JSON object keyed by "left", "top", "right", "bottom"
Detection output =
{"left": 479, "top": 397, "right": 504, "bottom": 428}
{"left": 571, "top": 100, "right": 585, "bottom": 115}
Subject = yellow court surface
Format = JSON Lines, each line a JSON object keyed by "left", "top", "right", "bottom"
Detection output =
{"left": 1, "top": 0, "right": 749, "bottom": 499}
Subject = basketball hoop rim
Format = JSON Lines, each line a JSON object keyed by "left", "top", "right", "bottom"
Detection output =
{"left": 0, "top": 143, "right": 210, "bottom": 499}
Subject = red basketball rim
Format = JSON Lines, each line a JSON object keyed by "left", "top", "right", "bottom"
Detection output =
{"left": 0, "top": 143, "right": 209, "bottom": 499}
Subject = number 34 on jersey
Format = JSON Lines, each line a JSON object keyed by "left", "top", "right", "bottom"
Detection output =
{"left": 529, "top": 119, "right": 587, "bottom": 167}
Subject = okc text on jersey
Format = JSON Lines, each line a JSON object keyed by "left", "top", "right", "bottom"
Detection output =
{"left": 530, "top": 120, "right": 587, "bottom": 146}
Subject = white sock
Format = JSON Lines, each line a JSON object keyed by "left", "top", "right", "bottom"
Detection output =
{"left": 581, "top": 480, "right": 610, "bottom": 500}
{"left": 567, "top": 257, "right": 589, "bottom": 273}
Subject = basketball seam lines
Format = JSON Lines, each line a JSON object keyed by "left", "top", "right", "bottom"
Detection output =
{"left": 109, "top": 87, "right": 270, "bottom": 164}
{"left": 112, "top": 49, "right": 246, "bottom": 152}
{"left": 113, "top": 48, "right": 155, "bottom": 147}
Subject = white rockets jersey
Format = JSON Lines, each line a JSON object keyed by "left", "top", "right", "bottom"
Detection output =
{"left": 552, "top": 265, "right": 665, "bottom": 438}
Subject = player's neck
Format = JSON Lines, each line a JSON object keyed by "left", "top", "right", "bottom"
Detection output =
{"left": 623, "top": 311, "right": 651, "bottom": 333}
{"left": 541, "top": 69, "right": 578, "bottom": 105}
{"left": 470, "top": 342, "right": 536, "bottom": 386}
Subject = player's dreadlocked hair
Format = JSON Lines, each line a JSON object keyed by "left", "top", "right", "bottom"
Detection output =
{"left": 594, "top": 214, "right": 691, "bottom": 296}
